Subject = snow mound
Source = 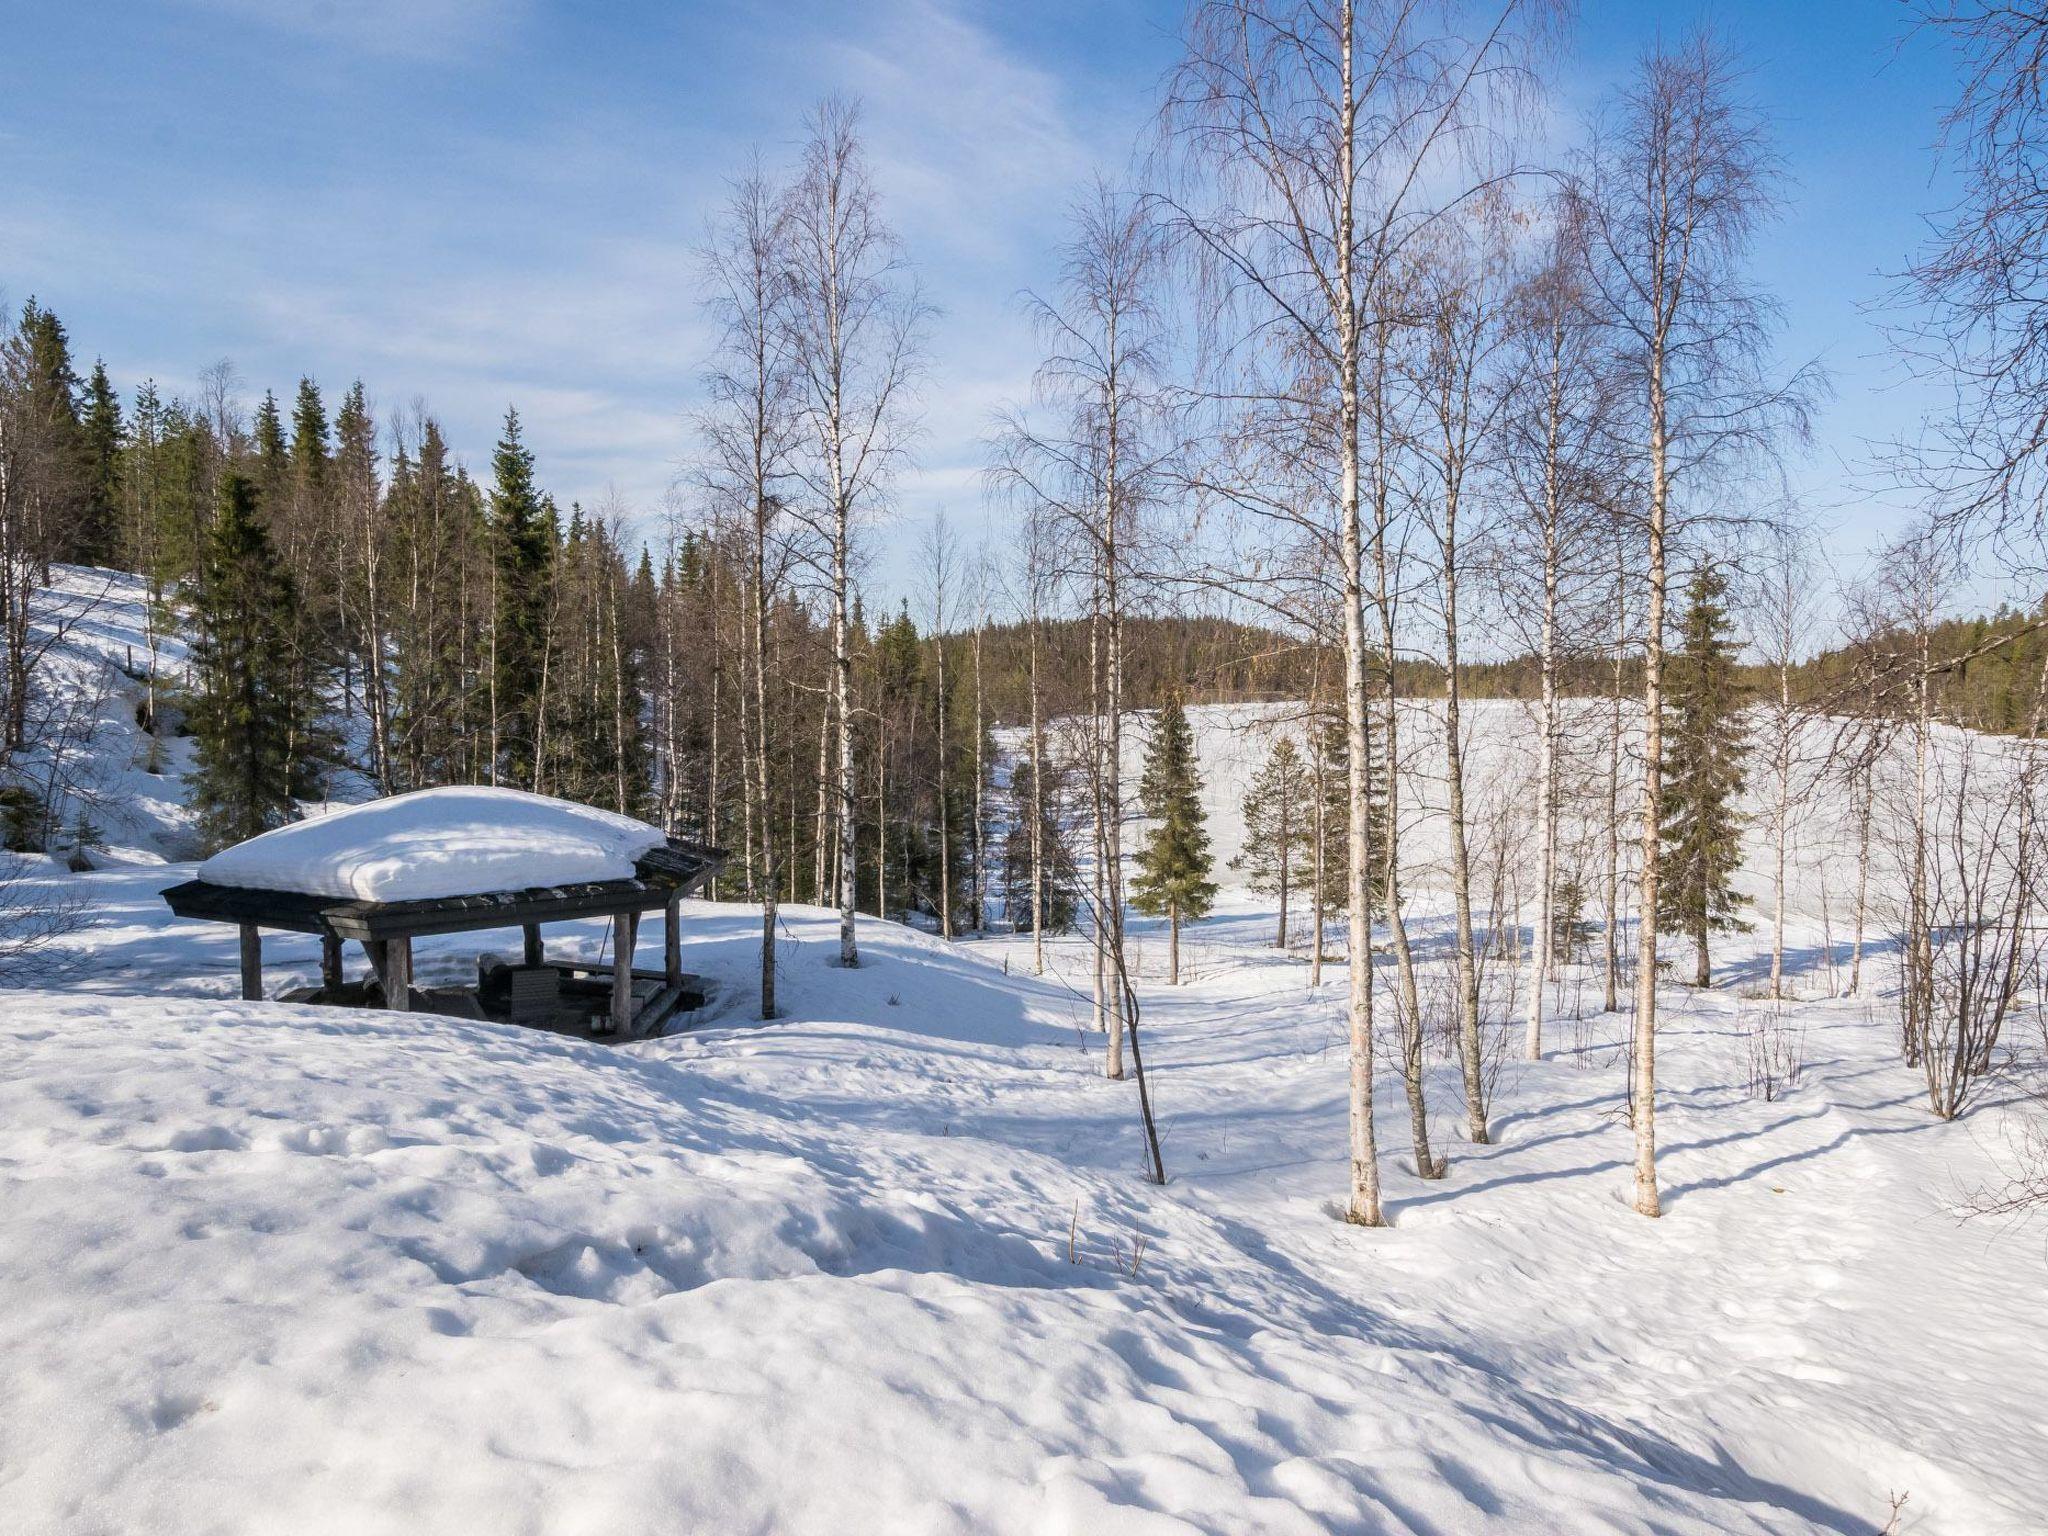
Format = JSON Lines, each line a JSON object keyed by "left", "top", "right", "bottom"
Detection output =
{"left": 196, "top": 786, "right": 668, "bottom": 902}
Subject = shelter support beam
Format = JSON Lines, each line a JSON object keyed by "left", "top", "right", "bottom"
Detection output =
{"left": 385, "top": 937, "right": 412, "bottom": 1013}
{"left": 610, "top": 912, "right": 639, "bottom": 1033}
{"left": 239, "top": 924, "right": 262, "bottom": 1002}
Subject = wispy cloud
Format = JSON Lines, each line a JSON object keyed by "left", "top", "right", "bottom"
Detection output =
{"left": 173, "top": 0, "right": 528, "bottom": 61}
{"left": 12, "top": 0, "right": 1144, "bottom": 591}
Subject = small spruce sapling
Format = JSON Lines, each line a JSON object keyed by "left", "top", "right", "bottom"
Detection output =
{"left": 1130, "top": 698, "right": 1216, "bottom": 984}
{"left": 1233, "top": 735, "right": 1314, "bottom": 949}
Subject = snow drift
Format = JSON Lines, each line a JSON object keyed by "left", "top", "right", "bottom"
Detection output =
{"left": 195, "top": 786, "right": 670, "bottom": 902}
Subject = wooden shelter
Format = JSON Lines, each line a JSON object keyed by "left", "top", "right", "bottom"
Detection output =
{"left": 161, "top": 789, "right": 726, "bottom": 1040}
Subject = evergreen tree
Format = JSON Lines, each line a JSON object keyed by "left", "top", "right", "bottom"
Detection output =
{"left": 1130, "top": 697, "right": 1216, "bottom": 983}
{"left": 1233, "top": 735, "right": 1314, "bottom": 949}
{"left": 332, "top": 380, "right": 391, "bottom": 781}
{"left": 251, "top": 390, "right": 289, "bottom": 511}
{"left": 1659, "top": 565, "right": 1751, "bottom": 986}
{"left": 1002, "top": 754, "right": 1076, "bottom": 933}
{"left": 185, "top": 472, "right": 323, "bottom": 850}
{"left": 13, "top": 299, "right": 87, "bottom": 563}
{"left": 79, "top": 361, "right": 122, "bottom": 565}
{"left": 288, "top": 377, "right": 330, "bottom": 501}
{"left": 1306, "top": 711, "right": 1388, "bottom": 947}
{"left": 489, "top": 408, "right": 553, "bottom": 785}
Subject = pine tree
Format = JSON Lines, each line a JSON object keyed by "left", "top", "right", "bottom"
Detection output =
{"left": 1659, "top": 565, "right": 1751, "bottom": 986}
{"left": 1233, "top": 735, "right": 1313, "bottom": 949}
{"left": 1130, "top": 697, "right": 1216, "bottom": 983}
{"left": 185, "top": 472, "right": 321, "bottom": 850}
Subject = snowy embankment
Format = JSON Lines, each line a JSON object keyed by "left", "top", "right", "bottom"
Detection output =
{"left": 4, "top": 595, "right": 2046, "bottom": 1532}
{"left": 14, "top": 565, "right": 376, "bottom": 866}
{"left": 14, "top": 566, "right": 201, "bottom": 861}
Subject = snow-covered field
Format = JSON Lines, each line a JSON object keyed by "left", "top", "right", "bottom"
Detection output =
{"left": 3, "top": 588, "right": 2045, "bottom": 1533}
{"left": 5, "top": 879, "right": 2043, "bottom": 1533}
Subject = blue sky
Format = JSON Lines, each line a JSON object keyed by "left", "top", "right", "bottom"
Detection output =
{"left": 0, "top": 0, "right": 1963, "bottom": 603}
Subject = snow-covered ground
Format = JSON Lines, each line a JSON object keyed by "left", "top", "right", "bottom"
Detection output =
{"left": 3, "top": 588, "right": 2045, "bottom": 1532}
{"left": 3, "top": 881, "right": 2044, "bottom": 1530}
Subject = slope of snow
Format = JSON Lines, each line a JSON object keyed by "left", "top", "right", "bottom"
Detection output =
{"left": 196, "top": 786, "right": 670, "bottom": 902}
{"left": 13, "top": 566, "right": 379, "bottom": 865}
{"left": 7, "top": 653, "right": 2047, "bottom": 1532}
{"left": 2, "top": 872, "right": 2044, "bottom": 1533}
{"left": 1114, "top": 698, "right": 1901, "bottom": 927}
{"left": 17, "top": 566, "right": 201, "bottom": 861}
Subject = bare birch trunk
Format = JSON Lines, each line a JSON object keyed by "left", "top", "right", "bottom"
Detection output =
{"left": 1769, "top": 661, "right": 1791, "bottom": 1001}
{"left": 972, "top": 622, "right": 986, "bottom": 935}
{"left": 753, "top": 534, "right": 778, "bottom": 1018}
{"left": 835, "top": 532, "right": 857, "bottom": 966}
{"left": 1337, "top": 7, "right": 1383, "bottom": 1225}
{"left": 1028, "top": 596, "right": 1046, "bottom": 976}
{"left": 1849, "top": 755, "right": 1872, "bottom": 995}
{"left": 935, "top": 629, "right": 952, "bottom": 939}
{"left": 1371, "top": 342, "right": 1435, "bottom": 1183}
{"left": 1604, "top": 559, "right": 1625, "bottom": 1015}
{"left": 1524, "top": 387, "right": 1563, "bottom": 1061}
{"left": 1632, "top": 369, "right": 1669, "bottom": 1219}
{"left": 1310, "top": 727, "right": 1326, "bottom": 989}
{"left": 1441, "top": 554, "right": 1488, "bottom": 1143}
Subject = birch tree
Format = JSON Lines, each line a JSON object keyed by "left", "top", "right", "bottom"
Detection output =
{"left": 1163, "top": 0, "right": 1552, "bottom": 1219}
{"left": 1752, "top": 527, "right": 1817, "bottom": 1001}
{"left": 702, "top": 159, "right": 803, "bottom": 1017}
{"left": 784, "top": 98, "right": 926, "bottom": 969}
{"left": 1505, "top": 191, "right": 1613, "bottom": 1059}
{"left": 991, "top": 180, "right": 1169, "bottom": 1077}
{"left": 1407, "top": 203, "right": 1517, "bottom": 1144}
{"left": 1585, "top": 33, "right": 1809, "bottom": 1215}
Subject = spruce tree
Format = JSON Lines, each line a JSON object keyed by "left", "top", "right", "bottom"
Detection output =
{"left": 489, "top": 408, "right": 553, "bottom": 785}
{"left": 251, "top": 390, "right": 289, "bottom": 511}
{"left": 80, "top": 361, "right": 122, "bottom": 565}
{"left": 1002, "top": 755, "right": 1076, "bottom": 933}
{"left": 185, "top": 472, "right": 320, "bottom": 850}
{"left": 289, "top": 377, "right": 330, "bottom": 500}
{"left": 1659, "top": 565, "right": 1751, "bottom": 986}
{"left": 1130, "top": 697, "right": 1216, "bottom": 983}
{"left": 1309, "top": 711, "right": 1387, "bottom": 936}
{"left": 14, "top": 299, "right": 88, "bottom": 561}
{"left": 1233, "top": 735, "right": 1313, "bottom": 949}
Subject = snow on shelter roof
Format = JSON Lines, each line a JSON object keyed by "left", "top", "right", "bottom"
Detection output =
{"left": 196, "top": 787, "right": 671, "bottom": 904}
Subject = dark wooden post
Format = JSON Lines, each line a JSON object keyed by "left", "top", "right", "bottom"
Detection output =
{"left": 522, "top": 923, "right": 544, "bottom": 967}
{"left": 238, "top": 924, "right": 263, "bottom": 1001}
{"left": 664, "top": 899, "right": 681, "bottom": 988}
{"left": 320, "top": 933, "right": 343, "bottom": 991}
{"left": 609, "top": 911, "right": 638, "bottom": 1033}
{"left": 385, "top": 937, "right": 412, "bottom": 1013}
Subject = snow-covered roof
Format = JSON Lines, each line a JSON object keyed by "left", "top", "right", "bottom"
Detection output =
{"left": 196, "top": 786, "right": 671, "bottom": 903}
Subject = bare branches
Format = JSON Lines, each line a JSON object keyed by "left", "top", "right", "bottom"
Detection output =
{"left": 782, "top": 97, "right": 930, "bottom": 969}
{"left": 1894, "top": 5, "right": 2048, "bottom": 562}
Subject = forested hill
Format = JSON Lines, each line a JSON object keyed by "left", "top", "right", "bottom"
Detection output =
{"left": 960, "top": 616, "right": 1318, "bottom": 718}
{"left": 1441, "top": 603, "right": 2048, "bottom": 732}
